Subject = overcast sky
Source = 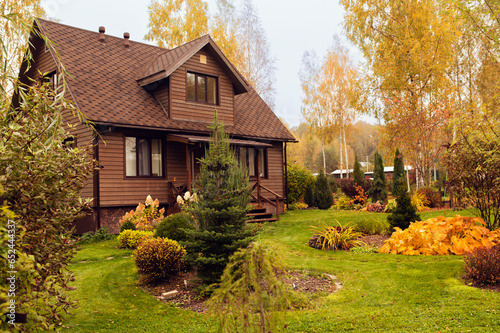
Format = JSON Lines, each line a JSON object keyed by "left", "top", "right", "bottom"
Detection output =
{"left": 42, "top": 0, "right": 350, "bottom": 128}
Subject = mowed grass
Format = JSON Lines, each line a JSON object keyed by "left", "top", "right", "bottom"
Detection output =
{"left": 63, "top": 208, "right": 500, "bottom": 332}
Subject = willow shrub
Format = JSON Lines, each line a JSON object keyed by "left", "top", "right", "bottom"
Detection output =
{"left": 0, "top": 85, "right": 93, "bottom": 330}
{"left": 208, "top": 243, "right": 293, "bottom": 333}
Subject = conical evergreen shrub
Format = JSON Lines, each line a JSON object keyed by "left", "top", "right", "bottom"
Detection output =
{"left": 304, "top": 178, "right": 316, "bottom": 208}
{"left": 388, "top": 180, "right": 420, "bottom": 230}
{"left": 183, "top": 112, "right": 253, "bottom": 285}
{"left": 353, "top": 155, "right": 364, "bottom": 185}
{"left": 392, "top": 148, "right": 407, "bottom": 197}
{"left": 315, "top": 169, "right": 334, "bottom": 210}
{"left": 367, "top": 151, "right": 387, "bottom": 203}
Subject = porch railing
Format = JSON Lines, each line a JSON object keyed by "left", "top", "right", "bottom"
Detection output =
{"left": 250, "top": 182, "right": 282, "bottom": 220}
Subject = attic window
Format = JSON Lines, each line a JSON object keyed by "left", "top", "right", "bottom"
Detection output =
{"left": 42, "top": 71, "right": 59, "bottom": 93}
{"left": 186, "top": 72, "right": 217, "bottom": 105}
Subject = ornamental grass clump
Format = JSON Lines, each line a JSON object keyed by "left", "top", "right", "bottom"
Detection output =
{"left": 310, "top": 221, "right": 365, "bottom": 250}
{"left": 119, "top": 195, "right": 165, "bottom": 231}
{"left": 134, "top": 238, "right": 186, "bottom": 283}
{"left": 379, "top": 215, "right": 500, "bottom": 255}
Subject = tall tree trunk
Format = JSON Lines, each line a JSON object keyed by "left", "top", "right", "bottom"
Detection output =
{"left": 339, "top": 132, "right": 343, "bottom": 178}
{"left": 343, "top": 125, "right": 349, "bottom": 178}
{"left": 322, "top": 141, "right": 326, "bottom": 171}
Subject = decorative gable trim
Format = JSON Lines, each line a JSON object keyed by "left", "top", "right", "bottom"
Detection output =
{"left": 137, "top": 35, "right": 250, "bottom": 95}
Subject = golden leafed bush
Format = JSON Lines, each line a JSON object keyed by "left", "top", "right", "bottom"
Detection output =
{"left": 379, "top": 215, "right": 500, "bottom": 255}
{"left": 117, "top": 230, "right": 154, "bottom": 249}
{"left": 134, "top": 238, "right": 186, "bottom": 282}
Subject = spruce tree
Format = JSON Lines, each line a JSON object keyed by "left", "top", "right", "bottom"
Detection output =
{"left": 315, "top": 169, "right": 334, "bottom": 209}
{"left": 367, "top": 151, "right": 387, "bottom": 203}
{"left": 183, "top": 112, "right": 253, "bottom": 285}
{"left": 388, "top": 181, "right": 420, "bottom": 230}
{"left": 353, "top": 155, "right": 364, "bottom": 185}
{"left": 304, "top": 178, "right": 316, "bottom": 208}
{"left": 392, "top": 148, "right": 407, "bottom": 196}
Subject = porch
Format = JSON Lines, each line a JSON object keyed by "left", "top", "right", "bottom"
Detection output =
{"left": 165, "top": 134, "right": 284, "bottom": 222}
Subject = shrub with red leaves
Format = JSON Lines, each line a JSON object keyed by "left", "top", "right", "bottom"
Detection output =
{"left": 366, "top": 202, "right": 386, "bottom": 212}
{"left": 464, "top": 243, "right": 500, "bottom": 286}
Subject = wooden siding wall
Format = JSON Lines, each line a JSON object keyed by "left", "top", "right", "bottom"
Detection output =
{"left": 168, "top": 48, "right": 234, "bottom": 125}
{"left": 256, "top": 142, "right": 284, "bottom": 199}
{"left": 98, "top": 132, "right": 170, "bottom": 206}
{"left": 25, "top": 37, "right": 95, "bottom": 201}
{"left": 166, "top": 141, "right": 188, "bottom": 181}
{"left": 153, "top": 79, "right": 169, "bottom": 117}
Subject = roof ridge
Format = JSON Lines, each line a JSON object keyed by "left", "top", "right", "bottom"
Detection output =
{"left": 36, "top": 18, "right": 168, "bottom": 52}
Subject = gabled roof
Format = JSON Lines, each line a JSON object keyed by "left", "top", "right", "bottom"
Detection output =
{"left": 137, "top": 35, "right": 249, "bottom": 95}
{"left": 32, "top": 19, "right": 295, "bottom": 142}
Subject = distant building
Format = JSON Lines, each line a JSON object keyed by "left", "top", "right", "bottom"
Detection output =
{"left": 331, "top": 166, "right": 412, "bottom": 179}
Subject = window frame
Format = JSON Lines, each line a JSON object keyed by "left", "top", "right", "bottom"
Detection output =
{"left": 124, "top": 136, "right": 165, "bottom": 179}
{"left": 239, "top": 147, "right": 268, "bottom": 179}
{"left": 186, "top": 71, "right": 219, "bottom": 105}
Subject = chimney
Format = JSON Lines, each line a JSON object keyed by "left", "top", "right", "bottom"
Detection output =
{"left": 123, "top": 32, "right": 130, "bottom": 48}
{"left": 99, "top": 26, "right": 105, "bottom": 43}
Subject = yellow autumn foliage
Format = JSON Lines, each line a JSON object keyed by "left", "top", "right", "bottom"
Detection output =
{"left": 379, "top": 215, "right": 500, "bottom": 255}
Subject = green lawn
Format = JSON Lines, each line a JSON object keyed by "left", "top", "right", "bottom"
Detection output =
{"left": 63, "top": 209, "right": 500, "bottom": 332}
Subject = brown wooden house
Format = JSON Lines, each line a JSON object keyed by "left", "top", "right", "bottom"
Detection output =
{"left": 21, "top": 19, "right": 295, "bottom": 234}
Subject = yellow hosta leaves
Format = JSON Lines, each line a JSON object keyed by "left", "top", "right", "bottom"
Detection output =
{"left": 379, "top": 215, "right": 500, "bottom": 256}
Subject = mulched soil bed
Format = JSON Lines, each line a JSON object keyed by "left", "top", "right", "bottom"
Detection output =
{"left": 359, "top": 234, "right": 390, "bottom": 248}
{"left": 141, "top": 269, "right": 340, "bottom": 313}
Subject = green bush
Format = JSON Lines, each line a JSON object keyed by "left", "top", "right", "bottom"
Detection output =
{"left": 384, "top": 199, "right": 397, "bottom": 213}
{"left": 335, "top": 195, "right": 354, "bottom": 210}
{"left": 350, "top": 245, "right": 379, "bottom": 254}
{"left": 155, "top": 212, "right": 195, "bottom": 242}
{"left": 287, "top": 163, "right": 315, "bottom": 204}
{"left": 117, "top": 230, "right": 154, "bottom": 249}
{"left": 328, "top": 176, "right": 338, "bottom": 193}
{"left": 79, "top": 227, "right": 115, "bottom": 243}
{"left": 120, "top": 220, "right": 136, "bottom": 232}
{"left": 304, "top": 178, "right": 316, "bottom": 207}
{"left": 134, "top": 237, "right": 186, "bottom": 282}
{"left": 287, "top": 202, "right": 308, "bottom": 210}
{"left": 315, "top": 169, "right": 334, "bottom": 210}
{"left": 353, "top": 219, "right": 390, "bottom": 235}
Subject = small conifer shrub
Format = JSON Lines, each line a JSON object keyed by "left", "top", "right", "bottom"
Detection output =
{"left": 304, "top": 178, "right": 316, "bottom": 208}
{"left": 315, "top": 169, "right": 333, "bottom": 209}
{"left": 120, "top": 220, "right": 136, "bottom": 233}
{"left": 134, "top": 238, "right": 186, "bottom": 282}
{"left": 155, "top": 212, "right": 195, "bottom": 243}
{"left": 387, "top": 189, "right": 420, "bottom": 230}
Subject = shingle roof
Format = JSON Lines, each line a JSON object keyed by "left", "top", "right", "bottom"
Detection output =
{"left": 35, "top": 19, "right": 295, "bottom": 142}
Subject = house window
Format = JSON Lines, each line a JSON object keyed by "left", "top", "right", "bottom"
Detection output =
{"left": 187, "top": 72, "right": 217, "bottom": 104}
{"left": 239, "top": 147, "right": 267, "bottom": 178}
{"left": 125, "top": 137, "right": 163, "bottom": 177}
{"left": 43, "top": 71, "right": 58, "bottom": 92}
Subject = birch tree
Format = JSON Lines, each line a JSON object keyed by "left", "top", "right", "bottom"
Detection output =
{"left": 300, "top": 38, "right": 358, "bottom": 177}
{"left": 341, "top": 0, "right": 460, "bottom": 187}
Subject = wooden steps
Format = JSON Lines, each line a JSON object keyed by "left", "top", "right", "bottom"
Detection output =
{"left": 246, "top": 207, "right": 278, "bottom": 223}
